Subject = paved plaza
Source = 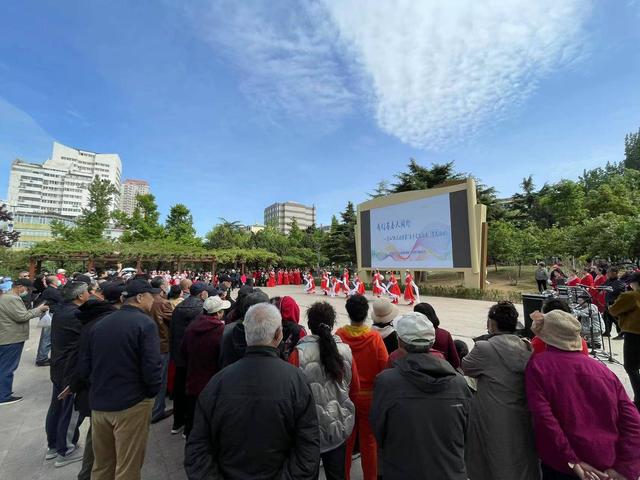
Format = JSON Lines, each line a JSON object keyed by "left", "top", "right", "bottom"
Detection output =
{"left": 0, "top": 285, "right": 630, "bottom": 480}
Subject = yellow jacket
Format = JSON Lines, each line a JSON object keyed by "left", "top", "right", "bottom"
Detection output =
{"left": 609, "top": 290, "right": 640, "bottom": 335}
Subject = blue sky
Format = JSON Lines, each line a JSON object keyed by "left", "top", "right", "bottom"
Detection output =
{"left": 1, "top": 0, "right": 639, "bottom": 235}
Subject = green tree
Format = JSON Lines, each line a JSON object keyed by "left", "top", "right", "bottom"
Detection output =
{"left": 204, "top": 223, "right": 250, "bottom": 250}
{"left": 0, "top": 204, "right": 20, "bottom": 247}
{"left": 487, "top": 220, "right": 519, "bottom": 270}
{"left": 115, "top": 193, "right": 165, "bottom": 242}
{"left": 391, "top": 159, "right": 463, "bottom": 192}
{"left": 288, "top": 218, "right": 304, "bottom": 247}
{"left": 539, "top": 180, "right": 587, "bottom": 227}
{"left": 165, "top": 204, "right": 198, "bottom": 244}
{"left": 368, "top": 180, "right": 390, "bottom": 199}
{"left": 327, "top": 202, "right": 357, "bottom": 266}
{"left": 624, "top": 128, "right": 640, "bottom": 170}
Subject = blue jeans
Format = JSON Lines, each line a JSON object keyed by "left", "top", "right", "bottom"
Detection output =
{"left": 0, "top": 342, "right": 24, "bottom": 401}
{"left": 45, "top": 382, "right": 84, "bottom": 455}
{"left": 151, "top": 352, "right": 170, "bottom": 420}
{"left": 36, "top": 326, "right": 51, "bottom": 363}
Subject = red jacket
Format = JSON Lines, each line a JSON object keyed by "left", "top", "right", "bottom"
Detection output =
{"left": 181, "top": 313, "right": 225, "bottom": 396}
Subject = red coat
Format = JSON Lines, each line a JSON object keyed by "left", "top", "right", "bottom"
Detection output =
{"left": 403, "top": 274, "right": 415, "bottom": 302}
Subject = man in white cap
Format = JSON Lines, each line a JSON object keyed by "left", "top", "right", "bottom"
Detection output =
{"left": 526, "top": 309, "right": 640, "bottom": 480}
{"left": 370, "top": 312, "right": 472, "bottom": 480}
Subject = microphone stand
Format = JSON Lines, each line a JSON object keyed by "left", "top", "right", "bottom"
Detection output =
{"left": 594, "top": 286, "right": 623, "bottom": 366}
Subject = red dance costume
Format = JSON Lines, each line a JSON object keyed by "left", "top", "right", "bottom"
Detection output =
{"left": 355, "top": 274, "right": 366, "bottom": 295}
{"left": 320, "top": 272, "right": 329, "bottom": 295}
{"left": 403, "top": 273, "right": 416, "bottom": 304}
{"left": 342, "top": 270, "right": 350, "bottom": 295}
{"left": 267, "top": 271, "right": 276, "bottom": 288}
{"left": 305, "top": 272, "right": 316, "bottom": 293}
{"left": 372, "top": 272, "right": 383, "bottom": 297}
{"left": 388, "top": 274, "right": 401, "bottom": 304}
{"left": 283, "top": 271, "right": 290, "bottom": 285}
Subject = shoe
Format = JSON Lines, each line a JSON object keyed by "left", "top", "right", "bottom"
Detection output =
{"left": 613, "top": 333, "right": 625, "bottom": 340}
{"left": 0, "top": 396, "right": 23, "bottom": 406}
{"left": 171, "top": 424, "right": 184, "bottom": 434}
{"left": 54, "top": 447, "right": 83, "bottom": 468}
{"left": 45, "top": 448, "right": 57, "bottom": 460}
{"left": 602, "top": 332, "right": 611, "bottom": 337}
{"left": 151, "top": 409, "right": 174, "bottom": 424}
{"left": 35, "top": 359, "right": 51, "bottom": 367}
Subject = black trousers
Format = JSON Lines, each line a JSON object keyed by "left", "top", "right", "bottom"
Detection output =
{"left": 603, "top": 309, "right": 620, "bottom": 336}
{"left": 541, "top": 464, "right": 578, "bottom": 479}
{"left": 172, "top": 366, "right": 188, "bottom": 428}
{"left": 317, "top": 442, "right": 346, "bottom": 480}
{"left": 624, "top": 332, "right": 640, "bottom": 409}
{"left": 537, "top": 280, "right": 547, "bottom": 293}
{"left": 184, "top": 395, "right": 197, "bottom": 438}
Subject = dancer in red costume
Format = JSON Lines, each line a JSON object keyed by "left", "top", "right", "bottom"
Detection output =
{"left": 320, "top": 270, "right": 329, "bottom": 295}
{"left": 283, "top": 270, "right": 290, "bottom": 285}
{"left": 342, "top": 268, "right": 350, "bottom": 296}
{"left": 304, "top": 271, "right": 316, "bottom": 294}
{"left": 403, "top": 270, "right": 417, "bottom": 305}
{"left": 332, "top": 275, "right": 342, "bottom": 297}
{"left": 277, "top": 269, "right": 283, "bottom": 285}
{"left": 387, "top": 272, "right": 401, "bottom": 304}
{"left": 355, "top": 272, "right": 366, "bottom": 295}
{"left": 267, "top": 269, "right": 276, "bottom": 288}
{"left": 593, "top": 266, "right": 607, "bottom": 313}
{"left": 372, "top": 270, "right": 383, "bottom": 297}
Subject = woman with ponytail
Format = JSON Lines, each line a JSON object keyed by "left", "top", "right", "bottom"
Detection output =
{"left": 288, "top": 302, "right": 360, "bottom": 480}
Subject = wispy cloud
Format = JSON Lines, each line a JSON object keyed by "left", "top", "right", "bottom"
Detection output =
{"left": 176, "top": 0, "right": 592, "bottom": 149}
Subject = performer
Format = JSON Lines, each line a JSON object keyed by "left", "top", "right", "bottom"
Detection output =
{"left": 342, "top": 268, "right": 350, "bottom": 296}
{"left": 320, "top": 270, "right": 330, "bottom": 295}
{"left": 566, "top": 269, "right": 580, "bottom": 287}
{"left": 372, "top": 270, "right": 383, "bottom": 297}
{"left": 267, "top": 269, "right": 276, "bottom": 288}
{"left": 277, "top": 269, "right": 283, "bottom": 286}
{"left": 304, "top": 271, "right": 316, "bottom": 294}
{"left": 579, "top": 266, "right": 595, "bottom": 298}
{"left": 354, "top": 272, "right": 366, "bottom": 295}
{"left": 283, "top": 270, "right": 290, "bottom": 285}
{"left": 294, "top": 269, "right": 301, "bottom": 286}
{"left": 593, "top": 266, "right": 607, "bottom": 313}
{"left": 403, "top": 270, "right": 419, "bottom": 306}
{"left": 332, "top": 275, "right": 342, "bottom": 298}
{"left": 387, "top": 272, "right": 401, "bottom": 304}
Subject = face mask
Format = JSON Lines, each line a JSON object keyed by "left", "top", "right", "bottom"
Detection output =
{"left": 19, "top": 290, "right": 29, "bottom": 298}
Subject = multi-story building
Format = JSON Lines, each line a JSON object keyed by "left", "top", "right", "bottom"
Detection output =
{"left": 7, "top": 141, "right": 122, "bottom": 218}
{"left": 0, "top": 212, "right": 76, "bottom": 249}
{"left": 264, "top": 202, "right": 316, "bottom": 234}
{"left": 120, "top": 179, "right": 150, "bottom": 215}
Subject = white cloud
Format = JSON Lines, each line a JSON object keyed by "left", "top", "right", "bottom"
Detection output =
{"left": 177, "top": 0, "right": 591, "bottom": 148}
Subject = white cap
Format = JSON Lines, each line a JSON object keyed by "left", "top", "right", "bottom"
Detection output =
{"left": 57, "top": 269, "right": 66, "bottom": 274}
{"left": 203, "top": 295, "right": 231, "bottom": 314}
{"left": 394, "top": 312, "right": 436, "bottom": 348}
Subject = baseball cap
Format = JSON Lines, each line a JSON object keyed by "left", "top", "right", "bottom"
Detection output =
{"left": 218, "top": 274, "right": 232, "bottom": 283}
{"left": 203, "top": 295, "right": 231, "bottom": 314}
{"left": 122, "top": 279, "right": 161, "bottom": 298}
{"left": 394, "top": 312, "right": 436, "bottom": 348}
{"left": 190, "top": 282, "right": 208, "bottom": 296}
{"left": 14, "top": 278, "right": 34, "bottom": 290}
{"left": 73, "top": 274, "right": 93, "bottom": 286}
{"left": 205, "top": 285, "right": 220, "bottom": 297}
{"left": 100, "top": 282, "right": 126, "bottom": 303}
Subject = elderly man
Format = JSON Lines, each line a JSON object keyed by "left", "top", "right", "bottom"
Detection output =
{"left": 370, "top": 312, "right": 472, "bottom": 480}
{"left": 78, "top": 278, "right": 162, "bottom": 480}
{"left": 185, "top": 303, "right": 319, "bottom": 479}
{"left": 0, "top": 278, "right": 49, "bottom": 405}
{"left": 526, "top": 309, "right": 640, "bottom": 480}
{"left": 35, "top": 275, "right": 63, "bottom": 367}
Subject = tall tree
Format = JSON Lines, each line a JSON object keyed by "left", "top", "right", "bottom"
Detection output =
{"left": 624, "top": 128, "right": 640, "bottom": 170}
{"left": 288, "top": 218, "right": 303, "bottom": 247}
{"left": 391, "top": 159, "right": 463, "bottom": 192}
{"left": 115, "top": 193, "right": 165, "bottom": 242}
{"left": 0, "top": 204, "right": 20, "bottom": 247}
{"left": 368, "top": 180, "right": 390, "bottom": 199}
{"left": 165, "top": 204, "right": 198, "bottom": 243}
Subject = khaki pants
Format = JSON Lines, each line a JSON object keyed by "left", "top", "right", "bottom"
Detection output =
{"left": 91, "top": 398, "right": 153, "bottom": 480}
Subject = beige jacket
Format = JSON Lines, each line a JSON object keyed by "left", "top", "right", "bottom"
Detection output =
{"left": 0, "top": 293, "right": 42, "bottom": 345}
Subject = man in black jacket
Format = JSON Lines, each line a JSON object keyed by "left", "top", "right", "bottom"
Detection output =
{"left": 370, "top": 312, "right": 472, "bottom": 480}
{"left": 35, "top": 275, "right": 63, "bottom": 366}
{"left": 185, "top": 302, "right": 319, "bottom": 480}
{"left": 77, "top": 278, "right": 162, "bottom": 480}
{"left": 170, "top": 282, "right": 209, "bottom": 434}
{"left": 45, "top": 279, "right": 91, "bottom": 467}
{"left": 604, "top": 266, "right": 627, "bottom": 338}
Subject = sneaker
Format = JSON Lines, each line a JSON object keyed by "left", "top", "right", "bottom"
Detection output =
{"left": 613, "top": 333, "right": 625, "bottom": 340}
{"left": 45, "top": 448, "right": 57, "bottom": 460}
{"left": 151, "top": 409, "right": 173, "bottom": 424}
{"left": 171, "top": 424, "right": 184, "bottom": 435}
{"left": 0, "top": 396, "right": 23, "bottom": 406}
{"left": 35, "top": 359, "right": 51, "bottom": 367}
{"left": 54, "top": 447, "right": 83, "bottom": 468}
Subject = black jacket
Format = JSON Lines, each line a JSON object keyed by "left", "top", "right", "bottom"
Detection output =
{"left": 67, "top": 300, "right": 117, "bottom": 417}
{"left": 170, "top": 295, "right": 204, "bottom": 366}
{"left": 35, "top": 285, "right": 63, "bottom": 312}
{"left": 50, "top": 302, "right": 81, "bottom": 385}
{"left": 605, "top": 278, "right": 627, "bottom": 306}
{"left": 185, "top": 346, "right": 319, "bottom": 480}
{"left": 78, "top": 304, "right": 162, "bottom": 412}
{"left": 219, "top": 322, "right": 247, "bottom": 368}
{"left": 370, "top": 353, "right": 472, "bottom": 480}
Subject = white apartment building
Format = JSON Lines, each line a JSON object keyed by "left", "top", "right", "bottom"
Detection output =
{"left": 7, "top": 141, "right": 122, "bottom": 218}
{"left": 264, "top": 201, "right": 316, "bottom": 234}
{"left": 120, "top": 179, "right": 150, "bottom": 215}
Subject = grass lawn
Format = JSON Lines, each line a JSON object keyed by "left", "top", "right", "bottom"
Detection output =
{"left": 422, "top": 265, "right": 539, "bottom": 294}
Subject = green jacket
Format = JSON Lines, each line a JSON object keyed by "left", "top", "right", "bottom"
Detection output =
{"left": 609, "top": 289, "right": 640, "bottom": 335}
{"left": 0, "top": 293, "right": 42, "bottom": 345}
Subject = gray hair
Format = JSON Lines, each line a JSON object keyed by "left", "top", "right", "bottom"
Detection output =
{"left": 62, "top": 282, "right": 88, "bottom": 301}
{"left": 244, "top": 303, "right": 281, "bottom": 346}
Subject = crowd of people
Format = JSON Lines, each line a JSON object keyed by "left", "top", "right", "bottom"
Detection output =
{"left": 0, "top": 264, "right": 639, "bottom": 479}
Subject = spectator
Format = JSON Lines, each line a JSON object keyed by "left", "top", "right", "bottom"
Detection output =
{"left": 77, "top": 278, "right": 162, "bottom": 480}
{"left": 603, "top": 266, "right": 626, "bottom": 338}
{"left": 609, "top": 271, "right": 640, "bottom": 410}
{"left": 414, "top": 302, "right": 461, "bottom": 369}
{"left": 181, "top": 295, "right": 229, "bottom": 437}
{"left": 169, "top": 282, "right": 209, "bottom": 435}
{"left": 180, "top": 278, "right": 193, "bottom": 298}
{"left": 167, "top": 284, "right": 183, "bottom": 307}
{"left": 371, "top": 312, "right": 472, "bottom": 480}
{"left": 46, "top": 278, "right": 92, "bottom": 467}
{"left": 222, "top": 285, "right": 254, "bottom": 324}
{"left": 526, "top": 309, "right": 640, "bottom": 479}
{"left": 336, "top": 294, "right": 388, "bottom": 480}
{"left": 35, "top": 275, "right": 63, "bottom": 367}
{"left": 185, "top": 303, "right": 319, "bottom": 479}
{"left": 0, "top": 278, "right": 49, "bottom": 405}
{"left": 573, "top": 291, "right": 604, "bottom": 349}
{"left": 219, "top": 290, "right": 269, "bottom": 367}
{"left": 289, "top": 301, "right": 359, "bottom": 480}
{"left": 278, "top": 296, "right": 306, "bottom": 359}
{"left": 535, "top": 262, "right": 549, "bottom": 293}
{"left": 462, "top": 301, "right": 539, "bottom": 480}
{"left": 531, "top": 298, "right": 589, "bottom": 355}
{"left": 149, "top": 276, "right": 175, "bottom": 424}
{"left": 370, "top": 298, "right": 399, "bottom": 354}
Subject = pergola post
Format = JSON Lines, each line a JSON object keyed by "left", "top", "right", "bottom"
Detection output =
{"left": 136, "top": 257, "right": 142, "bottom": 272}
{"left": 87, "top": 256, "right": 95, "bottom": 273}
{"left": 211, "top": 260, "right": 217, "bottom": 277}
{"left": 28, "top": 258, "right": 36, "bottom": 280}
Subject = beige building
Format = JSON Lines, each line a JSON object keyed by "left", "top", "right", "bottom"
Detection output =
{"left": 264, "top": 202, "right": 316, "bottom": 234}
{"left": 120, "top": 179, "right": 150, "bottom": 215}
